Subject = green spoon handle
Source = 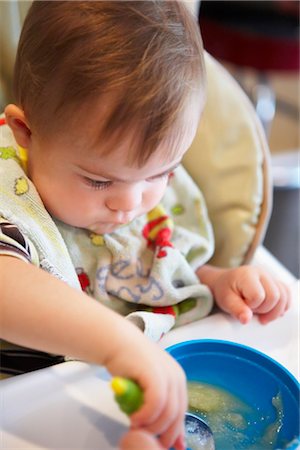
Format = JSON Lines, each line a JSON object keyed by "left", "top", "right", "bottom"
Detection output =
{"left": 111, "top": 377, "right": 144, "bottom": 415}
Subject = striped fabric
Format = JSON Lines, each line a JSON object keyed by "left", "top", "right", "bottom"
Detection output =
{"left": 0, "top": 218, "right": 64, "bottom": 376}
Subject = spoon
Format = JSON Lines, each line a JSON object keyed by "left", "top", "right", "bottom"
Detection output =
{"left": 185, "top": 412, "right": 215, "bottom": 450}
{"left": 111, "top": 377, "right": 215, "bottom": 450}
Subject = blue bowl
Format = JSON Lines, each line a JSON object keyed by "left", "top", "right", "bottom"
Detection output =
{"left": 167, "top": 339, "right": 299, "bottom": 450}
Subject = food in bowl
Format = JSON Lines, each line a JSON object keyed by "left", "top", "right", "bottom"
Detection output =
{"left": 167, "top": 340, "right": 300, "bottom": 450}
{"left": 187, "top": 381, "right": 286, "bottom": 449}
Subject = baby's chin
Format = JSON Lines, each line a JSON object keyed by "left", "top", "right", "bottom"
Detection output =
{"left": 87, "top": 222, "right": 126, "bottom": 234}
{"left": 51, "top": 215, "right": 123, "bottom": 234}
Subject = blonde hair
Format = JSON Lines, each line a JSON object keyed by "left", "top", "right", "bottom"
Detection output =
{"left": 14, "top": 1, "right": 205, "bottom": 163}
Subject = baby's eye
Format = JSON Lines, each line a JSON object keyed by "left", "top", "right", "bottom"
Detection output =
{"left": 147, "top": 172, "right": 169, "bottom": 182}
{"left": 84, "top": 177, "right": 112, "bottom": 190}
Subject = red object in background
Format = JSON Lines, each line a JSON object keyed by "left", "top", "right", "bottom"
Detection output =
{"left": 276, "top": 1, "right": 300, "bottom": 16}
{"left": 200, "top": 18, "right": 299, "bottom": 72}
{"left": 199, "top": 1, "right": 300, "bottom": 72}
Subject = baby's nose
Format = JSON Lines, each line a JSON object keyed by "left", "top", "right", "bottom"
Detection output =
{"left": 105, "top": 183, "right": 143, "bottom": 213}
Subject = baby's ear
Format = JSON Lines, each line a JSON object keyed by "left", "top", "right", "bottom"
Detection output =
{"left": 4, "top": 104, "right": 32, "bottom": 148}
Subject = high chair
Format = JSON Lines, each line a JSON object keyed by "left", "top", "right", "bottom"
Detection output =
{"left": 0, "top": 1, "right": 295, "bottom": 382}
{"left": 183, "top": 52, "right": 272, "bottom": 269}
{"left": 0, "top": 4, "right": 298, "bottom": 449}
{"left": 0, "top": 1, "right": 272, "bottom": 272}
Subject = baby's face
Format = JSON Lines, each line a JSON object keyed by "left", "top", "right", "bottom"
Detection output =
{"left": 25, "top": 99, "right": 201, "bottom": 234}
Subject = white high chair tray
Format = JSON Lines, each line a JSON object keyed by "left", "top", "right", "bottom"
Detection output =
{"left": 1, "top": 248, "right": 298, "bottom": 450}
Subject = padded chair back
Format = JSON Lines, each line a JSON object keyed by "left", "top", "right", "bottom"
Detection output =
{"left": 183, "top": 53, "right": 272, "bottom": 267}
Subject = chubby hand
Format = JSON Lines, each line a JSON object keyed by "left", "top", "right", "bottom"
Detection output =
{"left": 198, "top": 265, "right": 291, "bottom": 325}
{"left": 120, "top": 429, "right": 165, "bottom": 450}
{"left": 104, "top": 322, "right": 187, "bottom": 450}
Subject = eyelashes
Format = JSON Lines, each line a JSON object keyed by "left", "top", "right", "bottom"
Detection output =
{"left": 84, "top": 171, "right": 171, "bottom": 190}
{"left": 84, "top": 178, "right": 112, "bottom": 191}
{"left": 147, "top": 175, "right": 167, "bottom": 182}
{"left": 146, "top": 172, "right": 170, "bottom": 182}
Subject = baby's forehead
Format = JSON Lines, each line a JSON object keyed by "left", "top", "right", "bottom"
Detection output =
{"left": 68, "top": 126, "right": 179, "bottom": 169}
{"left": 49, "top": 85, "right": 201, "bottom": 170}
{"left": 55, "top": 110, "right": 166, "bottom": 160}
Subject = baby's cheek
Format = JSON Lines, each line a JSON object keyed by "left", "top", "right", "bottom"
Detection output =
{"left": 145, "top": 181, "right": 168, "bottom": 209}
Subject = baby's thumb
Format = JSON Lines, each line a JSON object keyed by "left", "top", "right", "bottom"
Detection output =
{"left": 120, "top": 430, "right": 165, "bottom": 450}
{"left": 225, "top": 293, "right": 253, "bottom": 324}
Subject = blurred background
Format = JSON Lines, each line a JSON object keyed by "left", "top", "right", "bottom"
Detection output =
{"left": 0, "top": 0, "right": 299, "bottom": 276}
{"left": 197, "top": 0, "right": 299, "bottom": 276}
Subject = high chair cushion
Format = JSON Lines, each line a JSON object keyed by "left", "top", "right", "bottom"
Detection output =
{"left": 183, "top": 53, "right": 272, "bottom": 267}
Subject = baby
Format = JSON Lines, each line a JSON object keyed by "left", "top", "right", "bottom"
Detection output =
{"left": 0, "top": 1, "right": 290, "bottom": 449}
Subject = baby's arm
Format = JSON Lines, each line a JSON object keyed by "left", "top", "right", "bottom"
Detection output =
{"left": 197, "top": 264, "right": 291, "bottom": 324}
{"left": 0, "top": 256, "right": 186, "bottom": 450}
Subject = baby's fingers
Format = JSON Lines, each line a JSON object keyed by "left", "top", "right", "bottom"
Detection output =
{"left": 236, "top": 271, "right": 265, "bottom": 310}
{"left": 130, "top": 375, "right": 166, "bottom": 428}
{"left": 157, "top": 381, "right": 186, "bottom": 450}
{"left": 258, "top": 281, "right": 291, "bottom": 324}
{"left": 130, "top": 362, "right": 186, "bottom": 449}
{"left": 135, "top": 376, "right": 186, "bottom": 450}
{"left": 140, "top": 381, "right": 178, "bottom": 434}
{"left": 222, "top": 291, "right": 253, "bottom": 324}
{"left": 159, "top": 419, "right": 186, "bottom": 450}
{"left": 250, "top": 273, "right": 283, "bottom": 314}
{"left": 120, "top": 430, "right": 165, "bottom": 450}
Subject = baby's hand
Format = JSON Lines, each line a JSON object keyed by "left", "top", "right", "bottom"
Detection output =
{"left": 105, "top": 325, "right": 187, "bottom": 450}
{"left": 120, "top": 429, "right": 165, "bottom": 450}
{"left": 212, "top": 266, "right": 291, "bottom": 325}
